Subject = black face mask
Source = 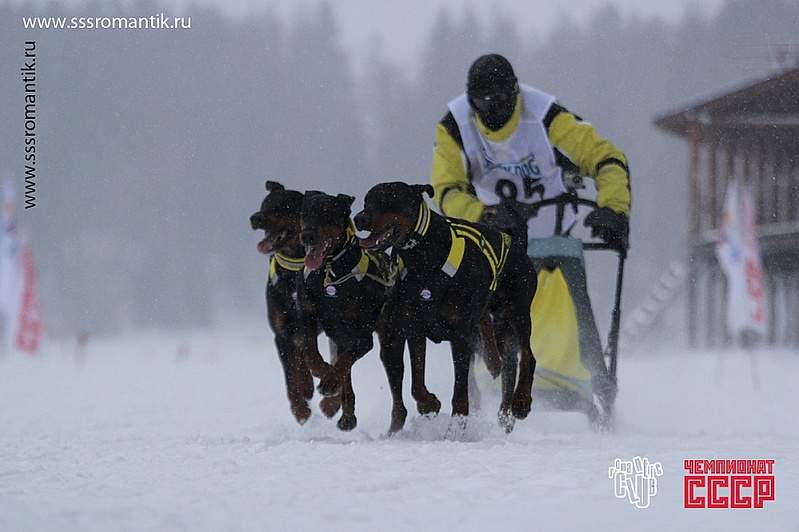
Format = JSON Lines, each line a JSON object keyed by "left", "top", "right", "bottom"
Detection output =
{"left": 469, "top": 90, "right": 517, "bottom": 131}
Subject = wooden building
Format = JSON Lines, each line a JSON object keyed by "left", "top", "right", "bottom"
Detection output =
{"left": 654, "top": 68, "right": 799, "bottom": 347}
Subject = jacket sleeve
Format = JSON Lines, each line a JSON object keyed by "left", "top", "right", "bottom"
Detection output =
{"left": 430, "top": 113, "right": 485, "bottom": 222}
{"left": 545, "top": 104, "right": 631, "bottom": 216}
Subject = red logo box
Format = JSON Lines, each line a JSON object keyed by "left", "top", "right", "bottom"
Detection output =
{"left": 683, "top": 459, "right": 775, "bottom": 509}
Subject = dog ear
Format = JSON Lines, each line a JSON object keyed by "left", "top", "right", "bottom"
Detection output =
{"left": 336, "top": 194, "right": 355, "bottom": 208}
{"left": 265, "top": 180, "right": 284, "bottom": 192}
{"left": 414, "top": 184, "right": 434, "bottom": 199}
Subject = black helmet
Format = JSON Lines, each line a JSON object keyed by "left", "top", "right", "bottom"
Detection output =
{"left": 466, "top": 54, "right": 519, "bottom": 131}
{"left": 467, "top": 54, "right": 517, "bottom": 97}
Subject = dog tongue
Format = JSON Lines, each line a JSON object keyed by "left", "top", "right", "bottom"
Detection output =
{"left": 257, "top": 238, "right": 274, "bottom": 254}
{"left": 304, "top": 245, "right": 326, "bottom": 271}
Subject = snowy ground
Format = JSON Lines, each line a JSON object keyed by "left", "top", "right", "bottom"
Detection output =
{"left": 1, "top": 326, "right": 797, "bottom": 532}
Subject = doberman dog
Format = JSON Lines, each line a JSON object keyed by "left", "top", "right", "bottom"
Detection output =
{"left": 249, "top": 180, "right": 315, "bottom": 424}
{"left": 297, "top": 191, "right": 396, "bottom": 431}
{"left": 355, "top": 182, "right": 538, "bottom": 433}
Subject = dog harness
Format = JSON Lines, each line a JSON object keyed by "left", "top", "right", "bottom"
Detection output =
{"left": 408, "top": 201, "right": 511, "bottom": 291}
{"left": 322, "top": 233, "right": 396, "bottom": 289}
{"left": 268, "top": 252, "right": 304, "bottom": 284}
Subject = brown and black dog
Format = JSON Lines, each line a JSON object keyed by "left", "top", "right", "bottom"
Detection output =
{"left": 355, "top": 182, "right": 538, "bottom": 433}
{"left": 296, "top": 191, "right": 397, "bottom": 431}
{"left": 249, "top": 180, "right": 315, "bottom": 424}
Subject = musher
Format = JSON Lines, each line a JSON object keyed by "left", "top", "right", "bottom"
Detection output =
{"left": 430, "top": 53, "right": 630, "bottom": 415}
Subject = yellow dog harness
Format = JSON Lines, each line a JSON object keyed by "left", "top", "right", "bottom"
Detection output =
{"left": 268, "top": 252, "right": 304, "bottom": 284}
{"left": 412, "top": 201, "right": 511, "bottom": 291}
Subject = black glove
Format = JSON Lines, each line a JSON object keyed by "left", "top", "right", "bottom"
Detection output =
{"left": 480, "top": 203, "right": 526, "bottom": 239}
{"left": 584, "top": 207, "right": 629, "bottom": 249}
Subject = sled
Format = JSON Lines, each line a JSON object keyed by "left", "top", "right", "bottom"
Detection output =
{"left": 501, "top": 191, "right": 626, "bottom": 429}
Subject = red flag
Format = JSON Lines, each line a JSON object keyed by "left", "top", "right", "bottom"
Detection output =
{"left": 15, "top": 243, "right": 41, "bottom": 354}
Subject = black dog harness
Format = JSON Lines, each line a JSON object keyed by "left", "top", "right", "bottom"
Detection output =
{"left": 311, "top": 230, "right": 396, "bottom": 290}
{"left": 403, "top": 201, "right": 512, "bottom": 291}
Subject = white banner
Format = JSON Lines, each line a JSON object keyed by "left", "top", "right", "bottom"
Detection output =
{"left": 0, "top": 181, "right": 42, "bottom": 354}
{"left": 0, "top": 182, "right": 22, "bottom": 352}
{"left": 715, "top": 179, "right": 767, "bottom": 338}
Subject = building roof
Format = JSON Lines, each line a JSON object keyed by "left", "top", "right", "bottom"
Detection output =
{"left": 654, "top": 67, "right": 799, "bottom": 137}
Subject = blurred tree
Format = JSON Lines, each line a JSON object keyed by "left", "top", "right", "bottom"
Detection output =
{"left": 2, "top": 0, "right": 798, "bottom": 337}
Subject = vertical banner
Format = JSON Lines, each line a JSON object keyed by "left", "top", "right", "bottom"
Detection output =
{"left": 0, "top": 182, "right": 22, "bottom": 352}
{"left": 0, "top": 181, "right": 42, "bottom": 354}
{"left": 715, "top": 179, "right": 767, "bottom": 339}
{"left": 16, "top": 242, "right": 42, "bottom": 353}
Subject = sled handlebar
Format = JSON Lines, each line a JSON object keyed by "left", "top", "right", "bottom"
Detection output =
{"left": 511, "top": 195, "right": 598, "bottom": 221}
{"left": 493, "top": 193, "right": 627, "bottom": 256}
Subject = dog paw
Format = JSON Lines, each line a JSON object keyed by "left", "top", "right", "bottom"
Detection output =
{"left": 291, "top": 403, "right": 312, "bottom": 425}
{"left": 337, "top": 414, "right": 357, "bottom": 432}
{"left": 511, "top": 393, "right": 532, "bottom": 420}
{"left": 497, "top": 407, "right": 515, "bottom": 434}
{"left": 444, "top": 415, "right": 468, "bottom": 440}
{"left": 319, "top": 396, "right": 341, "bottom": 418}
{"left": 388, "top": 404, "right": 408, "bottom": 433}
{"left": 317, "top": 373, "right": 342, "bottom": 397}
{"left": 416, "top": 393, "right": 441, "bottom": 416}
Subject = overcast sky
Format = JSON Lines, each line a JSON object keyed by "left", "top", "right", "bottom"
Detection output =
{"left": 188, "top": 0, "right": 725, "bottom": 72}
{"left": 27, "top": 0, "right": 725, "bottom": 72}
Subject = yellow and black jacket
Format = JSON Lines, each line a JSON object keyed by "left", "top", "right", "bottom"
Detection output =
{"left": 431, "top": 95, "right": 630, "bottom": 221}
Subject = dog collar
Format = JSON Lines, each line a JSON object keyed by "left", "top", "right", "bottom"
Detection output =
{"left": 324, "top": 237, "right": 395, "bottom": 288}
{"left": 301, "top": 221, "right": 395, "bottom": 288}
{"left": 303, "top": 224, "right": 357, "bottom": 279}
{"left": 269, "top": 252, "right": 304, "bottom": 284}
{"left": 399, "top": 201, "right": 432, "bottom": 250}
{"left": 325, "top": 235, "right": 362, "bottom": 280}
{"left": 274, "top": 253, "right": 304, "bottom": 272}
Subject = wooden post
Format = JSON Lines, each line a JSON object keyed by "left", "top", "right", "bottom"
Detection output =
{"left": 766, "top": 140, "right": 778, "bottom": 224}
{"left": 794, "top": 273, "right": 799, "bottom": 347}
{"left": 767, "top": 266, "right": 777, "bottom": 346}
{"left": 706, "top": 261, "right": 716, "bottom": 347}
{"left": 774, "top": 147, "right": 783, "bottom": 223}
{"left": 726, "top": 137, "right": 735, "bottom": 186}
{"left": 778, "top": 146, "right": 790, "bottom": 223}
{"left": 787, "top": 146, "right": 799, "bottom": 222}
{"left": 790, "top": 146, "right": 799, "bottom": 221}
{"left": 737, "top": 135, "right": 748, "bottom": 186}
{"left": 756, "top": 136, "right": 765, "bottom": 225}
{"left": 720, "top": 261, "right": 730, "bottom": 347}
{"left": 709, "top": 136, "right": 718, "bottom": 229}
{"left": 688, "top": 123, "right": 700, "bottom": 347}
